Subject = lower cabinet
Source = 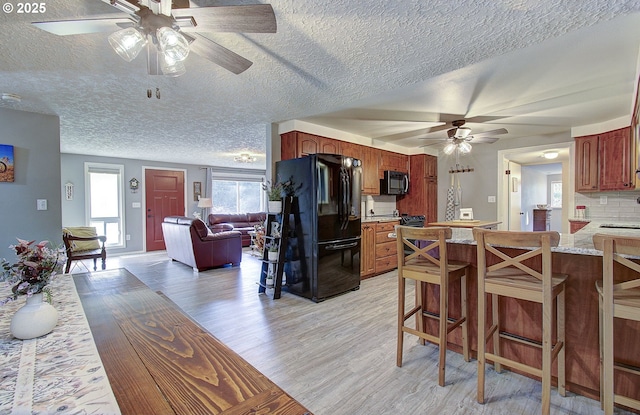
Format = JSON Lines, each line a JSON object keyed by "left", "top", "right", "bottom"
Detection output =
{"left": 533, "top": 209, "right": 551, "bottom": 231}
{"left": 360, "top": 220, "right": 399, "bottom": 278}
{"left": 360, "top": 223, "right": 376, "bottom": 278}
{"left": 569, "top": 220, "right": 589, "bottom": 234}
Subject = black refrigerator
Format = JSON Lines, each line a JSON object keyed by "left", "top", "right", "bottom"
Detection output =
{"left": 276, "top": 154, "right": 362, "bottom": 302}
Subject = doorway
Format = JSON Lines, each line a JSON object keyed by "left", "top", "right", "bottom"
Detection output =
{"left": 497, "top": 142, "right": 574, "bottom": 233}
{"left": 144, "top": 168, "right": 186, "bottom": 251}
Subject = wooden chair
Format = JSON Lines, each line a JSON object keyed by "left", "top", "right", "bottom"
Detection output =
{"left": 395, "top": 225, "right": 471, "bottom": 386}
{"left": 593, "top": 233, "right": 640, "bottom": 415}
{"left": 474, "top": 228, "right": 566, "bottom": 415}
{"left": 62, "top": 227, "right": 107, "bottom": 273}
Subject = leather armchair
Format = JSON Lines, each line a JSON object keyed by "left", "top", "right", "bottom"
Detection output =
{"left": 162, "top": 216, "right": 242, "bottom": 271}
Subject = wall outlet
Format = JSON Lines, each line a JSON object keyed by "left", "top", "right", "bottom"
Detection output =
{"left": 488, "top": 196, "right": 496, "bottom": 203}
{"left": 126, "top": 234, "right": 131, "bottom": 241}
{"left": 36, "top": 199, "right": 47, "bottom": 210}
{"left": 132, "top": 202, "right": 141, "bottom": 208}
{"left": 600, "top": 196, "right": 608, "bottom": 205}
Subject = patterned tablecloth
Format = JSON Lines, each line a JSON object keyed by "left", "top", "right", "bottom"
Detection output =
{"left": 0, "top": 275, "right": 121, "bottom": 415}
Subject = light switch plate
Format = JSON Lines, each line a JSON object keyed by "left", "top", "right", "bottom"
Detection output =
{"left": 600, "top": 196, "right": 608, "bottom": 205}
{"left": 37, "top": 199, "right": 47, "bottom": 210}
{"left": 132, "top": 202, "right": 141, "bottom": 208}
{"left": 488, "top": 196, "right": 496, "bottom": 203}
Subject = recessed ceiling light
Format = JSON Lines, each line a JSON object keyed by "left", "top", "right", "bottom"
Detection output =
{"left": 1, "top": 93, "right": 21, "bottom": 103}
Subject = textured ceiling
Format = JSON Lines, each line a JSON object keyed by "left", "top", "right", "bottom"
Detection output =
{"left": 0, "top": 1, "right": 639, "bottom": 170}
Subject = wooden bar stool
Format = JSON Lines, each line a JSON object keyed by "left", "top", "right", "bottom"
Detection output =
{"left": 395, "top": 225, "right": 471, "bottom": 387}
{"left": 593, "top": 234, "right": 640, "bottom": 415}
{"left": 474, "top": 229, "right": 566, "bottom": 415}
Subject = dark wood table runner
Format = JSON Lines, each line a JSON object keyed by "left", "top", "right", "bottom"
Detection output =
{"left": 74, "top": 269, "right": 311, "bottom": 415}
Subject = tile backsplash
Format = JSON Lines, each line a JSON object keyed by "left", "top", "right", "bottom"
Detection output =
{"left": 575, "top": 191, "right": 640, "bottom": 221}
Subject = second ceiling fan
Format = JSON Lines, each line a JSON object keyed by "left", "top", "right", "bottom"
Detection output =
{"left": 421, "top": 120, "right": 508, "bottom": 154}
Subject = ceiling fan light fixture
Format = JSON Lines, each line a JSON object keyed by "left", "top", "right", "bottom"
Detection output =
{"left": 234, "top": 153, "right": 257, "bottom": 163}
{"left": 108, "top": 27, "right": 147, "bottom": 62}
{"left": 542, "top": 151, "right": 559, "bottom": 159}
{"left": 157, "top": 27, "right": 190, "bottom": 62}
{"left": 459, "top": 141, "right": 472, "bottom": 154}
{"left": 455, "top": 127, "right": 471, "bottom": 139}
{"left": 443, "top": 142, "right": 457, "bottom": 155}
{"left": 160, "top": 54, "right": 186, "bottom": 77}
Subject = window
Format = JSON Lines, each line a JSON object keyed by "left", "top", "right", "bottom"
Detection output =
{"left": 212, "top": 179, "right": 263, "bottom": 213}
{"left": 550, "top": 180, "right": 562, "bottom": 208}
{"left": 85, "top": 163, "right": 124, "bottom": 247}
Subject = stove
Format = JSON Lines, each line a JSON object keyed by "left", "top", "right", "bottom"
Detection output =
{"left": 399, "top": 215, "right": 425, "bottom": 227}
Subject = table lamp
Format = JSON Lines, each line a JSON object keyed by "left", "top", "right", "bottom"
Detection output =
{"left": 197, "top": 197, "right": 213, "bottom": 221}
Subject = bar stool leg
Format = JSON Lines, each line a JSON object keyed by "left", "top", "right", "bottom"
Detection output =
{"left": 438, "top": 279, "right": 448, "bottom": 386}
{"left": 491, "top": 293, "right": 502, "bottom": 373}
{"left": 417, "top": 281, "right": 426, "bottom": 346}
{"left": 558, "top": 288, "right": 566, "bottom": 397}
{"left": 477, "top": 288, "right": 486, "bottom": 404}
{"left": 461, "top": 270, "right": 470, "bottom": 362}
{"left": 542, "top": 290, "right": 552, "bottom": 415}
{"left": 603, "top": 285, "right": 615, "bottom": 415}
{"left": 397, "top": 274, "right": 406, "bottom": 367}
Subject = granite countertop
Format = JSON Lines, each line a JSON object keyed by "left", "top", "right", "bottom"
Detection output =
{"left": 362, "top": 215, "right": 400, "bottom": 223}
{"left": 445, "top": 219, "right": 640, "bottom": 256}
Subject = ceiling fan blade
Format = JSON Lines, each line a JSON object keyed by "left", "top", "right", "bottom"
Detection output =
{"left": 188, "top": 34, "right": 253, "bottom": 74}
{"left": 471, "top": 128, "right": 508, "bottom": 137}
{"left": 173, "top": 5, "right": 277, "bottom": 33}
{"left": 469, "top": 136, "right": 500, "bottom": 144}
{"left": 32, "top": 17, "right": 133, "bottom": 35}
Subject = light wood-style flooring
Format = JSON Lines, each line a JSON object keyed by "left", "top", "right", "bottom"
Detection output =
{"left": 70, "top": 251, "right": 632, "bottom": 415}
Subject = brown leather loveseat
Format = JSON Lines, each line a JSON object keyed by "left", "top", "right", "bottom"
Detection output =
{"left": 162, "top": 216, "right": 242, "bottom": 271}
{"left": 208, "top": 212, "right": 266, "bottom": 247}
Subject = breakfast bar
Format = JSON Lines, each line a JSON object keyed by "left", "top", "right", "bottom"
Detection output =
{"left": 418, "top": 222, "right": 640, "bottom": 404}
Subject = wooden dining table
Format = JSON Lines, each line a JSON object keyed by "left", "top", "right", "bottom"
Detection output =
{"left": 74, "top": 268, "right": 312, "bottom": 415}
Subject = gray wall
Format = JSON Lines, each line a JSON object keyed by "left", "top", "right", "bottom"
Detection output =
{"left": 61, "top": 154, "right": 208, "bottom": 255}
{"left": 437, "top": 131, "right": 572, "bottom": 221}
{"left": 0, "top": 108, "right": 62, "bottom": 255}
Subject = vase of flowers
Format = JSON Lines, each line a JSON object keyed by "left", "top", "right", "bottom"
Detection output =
{"left": 1, "top": 239, "right": 62, "bottom": 339}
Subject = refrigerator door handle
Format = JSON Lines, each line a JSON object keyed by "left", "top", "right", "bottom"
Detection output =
{"left": 324, "top": 241, "right": 358, "bottom": 250}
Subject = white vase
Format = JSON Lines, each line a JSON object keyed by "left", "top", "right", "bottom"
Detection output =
{"left": 10, "top": 293, "right": 58, "bottom": 340}
{"left": 268, "top": 251, "right": 279, "bottom": 261}
{"left": 268, "top": 200, "right": 282, "bottom": 213}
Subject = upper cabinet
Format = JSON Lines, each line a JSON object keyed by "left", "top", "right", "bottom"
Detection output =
{"left": 378, "top": 150, "right": 409, "bottom": 175}
{"left": 575, "top": 127, "right": 635, "bottom": 192}
{"left": 281, "top": 131, "right": 340, "bottom": 159}
{"left": 280, "top": 131, "right": 379, "bottom": 194}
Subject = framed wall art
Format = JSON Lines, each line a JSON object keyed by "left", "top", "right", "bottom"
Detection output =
{"left": 193, "top": 181, "right": 202, "bottom": 201}
{"left": 0, "top": 144, "right": 14, "bottom": 182}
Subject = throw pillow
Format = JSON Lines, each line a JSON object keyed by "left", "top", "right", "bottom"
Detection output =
{"left": 63, "top": 227, "right": 101, "bottom": 251}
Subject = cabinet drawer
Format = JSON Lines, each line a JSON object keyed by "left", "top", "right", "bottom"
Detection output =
{"left": 375, "top": 231, "right": 396, "bottom": 244}
{"left": 376, "top": 221, "right": 398, "bottom": 233}
{"left": 375, "top": 256, "right": 397, "bottom": 273}
{"left": 375, "top": 241, "right": 397, "bottom": 258}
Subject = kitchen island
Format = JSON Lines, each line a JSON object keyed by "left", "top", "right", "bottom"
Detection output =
{"left": 428, "top": 220, "right": 501, "bottom": 229}
{"left": 418, "top": 221, "right": 640, "bottom": 407}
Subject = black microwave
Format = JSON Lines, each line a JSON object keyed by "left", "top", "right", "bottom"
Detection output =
{"left": 381, "top": 170, "right": 409, "bottom": 195}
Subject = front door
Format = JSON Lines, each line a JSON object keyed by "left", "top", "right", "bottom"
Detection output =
{"left": 145, "top": 169, "right": 185, "bottom": 251}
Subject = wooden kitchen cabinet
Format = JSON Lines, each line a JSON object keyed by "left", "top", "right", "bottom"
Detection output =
{"left": 532, "top": 209, "right": 550, "bottom": 231}
{"left": 569, "top": 220, "right": 589, "bottom": 234}
{"left": 282, "top": 131, "right": 380, "bottom": 195}
{"left": 374, "top": 221, "right": 399, "bottom": 274}
{"left": 575, "top": 127, "right": 635, "bottom": 192}
{"left": 599, "top": 127, "right": 634, "bottom": 190}
{"left": 378, "top": 150, "right": 409, "bottom": 175}
{"left": 280, "top": 131, "right": 340, "bottom": 159}
{"left": 360, "top": 223, "right": 376, "bottom": 278}
{"left": 396, "top": 154, "right": 437, "bottom": 223}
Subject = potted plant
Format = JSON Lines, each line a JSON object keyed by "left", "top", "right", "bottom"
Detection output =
{"left": 262, "top": 180, "right": 284, "bottom": 213}
{"left": 266, "top": 242, "right": 279, "bottom": 261}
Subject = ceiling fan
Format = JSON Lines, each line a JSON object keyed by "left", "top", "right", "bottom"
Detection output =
{"left": 421, "top": 120, "right": 507, "bottom": 154}
{"left": 32, "top": 0, "right": 277, "bottom": 76}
